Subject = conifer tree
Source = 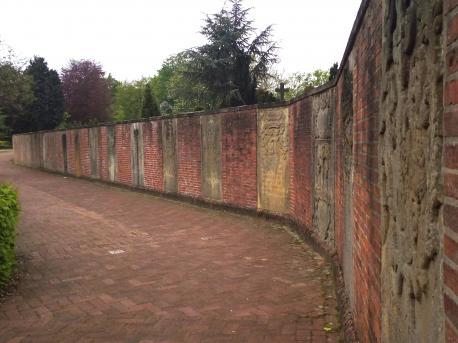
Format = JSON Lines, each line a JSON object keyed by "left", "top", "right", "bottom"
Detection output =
{"left": 141, "top": 83, "right": 160, "bottom": 118}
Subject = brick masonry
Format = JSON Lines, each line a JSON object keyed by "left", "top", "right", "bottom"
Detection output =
{"left": 177, "top": 116, "right": 202, "bottom": 198}
{"left": 115, "top": 124, "right": 132, "bottom": 186}
{"left": 350, "top": 1, "right": 381, "bottom": 341}
{"left": 12, "top": 1, "right": 456, "bottom": 342}
{"left": 142, "top": 120, "right": 164, "bottom": 192}
{"left": 221, "top": 108, "right": 257, "bottom": 209}
{"left": 289, "top": 98, "right": 313, "bottom": 230}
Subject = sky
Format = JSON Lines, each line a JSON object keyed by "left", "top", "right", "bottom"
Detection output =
{"left": 0, "top": 0, "right": 362, "bottom": 81}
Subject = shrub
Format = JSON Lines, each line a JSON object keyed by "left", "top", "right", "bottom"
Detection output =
{"left": 0, "top": 141, "right": 11, "bottom": 149}
{"left": 0, "top": 184, "right": 20, "bottom": 287}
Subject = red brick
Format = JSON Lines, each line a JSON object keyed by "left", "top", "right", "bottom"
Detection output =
{"left": 143, "top": 121, "right": 164, "bottom": 192}
{"left": 221, "top": 109, "right": 257, "bottom": 209}
{"left": 79, "top": 129, "right": 91, "bottom": 177}
{"left": 446, "top": 319, "right": 458, "bottom": 343}
{"left": 445, "top": 234, "right": 458, "bottom": 265}
{"left": 289, "top": 98, "right": 313, "bottom": 228}
{"left": 448, "top": 44, "right": 458, "bottom": 75}
{"left": 445, "top": 173, "right": 458, "bottom": 200}
{"left": 445, "top": 80, "right": 458, "bottom": 106}
{"left": 445, "top": 204, "right": 458, "bottom": 233}
{"left": 0, "top": 151, "right": 343, "bottom": 342}
{"left": 445, "top": 262, "right": 458, "bottom": 296}
{"left": 448, "top": 14, "right": 458, "bottom": 46}
{"left": 445, "top": 144, "right": 458, "bottom": 169}
{"left": 445, "top": 293, "right": 458, "bottom": 330}
{"left": 177, "top": 116, "right": 201, "bottom": 198}
{"left": 444, "top": 109, "right": 458, "bottom": 137}
{"left": 115, "top": 124, "right": 132, "bottom": 186}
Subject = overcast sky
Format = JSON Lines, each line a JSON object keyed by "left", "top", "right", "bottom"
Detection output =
{"left": 0, "top": 0, "right": 362, "bottom": 81}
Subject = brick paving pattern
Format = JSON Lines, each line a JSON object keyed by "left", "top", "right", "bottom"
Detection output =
{"left": 0, "top": 152, "right": 342, "bottom": 342}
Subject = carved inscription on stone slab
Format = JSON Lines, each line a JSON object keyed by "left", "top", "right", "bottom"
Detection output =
{"left": 131, "top": 122, "right": 145, "bottom": 187}
{"left": 257, "top": 107, "right": 289, "bottom": 214}
{"left": 162, "top": 119, "right": 178, "bottom": 193}
{"left": 312, "top": 90, "right": 335, "bottom": 245}
{"left": 201, "top": 115, "right": 222, "bottom": 201}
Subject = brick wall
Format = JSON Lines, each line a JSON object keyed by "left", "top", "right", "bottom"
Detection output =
{"left": 289, "top": 98, "right": 313, "bottom": 229}
{"left": 177, "top": 116, "right": 202, "bottom": 198}
{"left": 350, "top": 1, "right": 382, "bottom": 341}
{"left": 444, "top": 0, "right": 458, "bottom": 341}
{"left": 221, "top": 108, "right": 257, "bottom": 209}
{"left": 79, "top": 128, "right": 91, "bottom": 178}
{"left": 115, "top": 124, "right": 132, "bottom": 186}
{"left": 143, "top": 121, "right": 164, "bottom": 192}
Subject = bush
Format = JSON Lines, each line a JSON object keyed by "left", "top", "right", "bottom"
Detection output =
{"left": 0, "top": 141, "right": 11, "bottom": 149}
{"left": 0, "top": 184, "right": 20, "bottom": 287}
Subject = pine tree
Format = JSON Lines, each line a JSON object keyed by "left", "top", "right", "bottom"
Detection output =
{"left": 186, "top": 0, "right": 278, "bottom": 107}
{"left": 141, "top": 83, "right": 160, "bottom": 118}
{"left": 25, "top": 56, "right": 65, "bottom": 131}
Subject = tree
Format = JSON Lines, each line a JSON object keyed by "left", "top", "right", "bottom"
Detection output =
{"left": 61, "top": 60, "right": 112, "bottom": 124}
{"left": 0, "top": 40, "right": 34, "bottom": 137}
{"left": 24, "top": 56, "right": 65, "bottom": 131}
{"left": 280, "top": 70, "right": 330, "bottom": 100}
{"left": 112, "top": 78, "right": 153, "bottom": 121}
{"left": 151, "top": 52, "right": 214, "bottom": 114}
{"left": 258, "top": 69, "right": 331, "bottom": 101}
{"left": 329, "top": 62, "right": 339, "bottom": 81}
{"left": 0, "top": 64, "right": 34, "bottom": 137}
{"left": 141, "top": 82, "right": 160, "bottom": 118}
{"left": 112, "top": 81, "right": 142, "bottom": 121}
{"left": 186, "top": 0, "right": 278, "bottom": 107}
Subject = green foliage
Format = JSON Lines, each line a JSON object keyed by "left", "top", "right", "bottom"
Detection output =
{"left": 0, "top": 141, "right": 11, "bottom": 149}
{"left": 112, "top": 79, "right": 150, "bottom": 121}
{"left": 0, "top": 184, "right": 19, "bottom": 287}
{"left": 283, "top": 70, "right": 330, "bottom": 100}
{"left": 24, "top": 56, "right": 65, "bottom": 132}
{"left": 0, "top": 62, "right": 34, "bottom": 138}
{"left": 256, "top": 88, "right": 277, "bottom": 104}
{"left": 258, "top": 69, "right": 331, "bottom": 101}
{"left": 0, "top": 112, "right": 9, "bottom": 142}
{"left": 185, "top": 0, "right": 278, "bottom": 107}
{"left": 141, "top": 82, "right": 160, "bottom": 118}
{"left": 151, "top": 53, "right": 213, "bottom": 114}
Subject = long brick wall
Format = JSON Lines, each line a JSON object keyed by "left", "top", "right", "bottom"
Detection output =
{"left": 12, "top": 1, "right": 456, "bottom": 342}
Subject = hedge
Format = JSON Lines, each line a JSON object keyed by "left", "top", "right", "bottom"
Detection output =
{"left": 0, "top": 184, "right": 19, "bottom": 287}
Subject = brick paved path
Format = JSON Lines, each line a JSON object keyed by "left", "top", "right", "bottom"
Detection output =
{"left": 0, "top": 151, "right": 341, "bottom": 342}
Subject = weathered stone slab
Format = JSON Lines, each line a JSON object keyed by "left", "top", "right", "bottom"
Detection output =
{"left": 162, "top": 119, "right": 178, "bottom": 193}
{"left": 73, "top": 131, "right": 82, "bottom": 177}
{"left": 89, "top": 127, "right": 100, "bottom": 178}
{"left": 257, "top": 107, "right": 289, "bottom": 214}
{"left": 312, "top": 89, "right": 335, "bottom": 245}
{"left": 131, "top": 122, "right": 145, "bottom": 187}
{"left": 107, "top": 126, "right": 116, "bottom": 182}
{"left": 62, "top": 133, "right": 68, "bottom": 173}
{"left": 201, "top": 115, "right": 222, "bottom": 201}
{"left": 380, "top": 1, "right": 444, "bottom": 341}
